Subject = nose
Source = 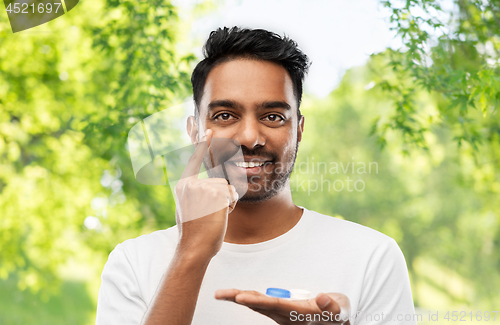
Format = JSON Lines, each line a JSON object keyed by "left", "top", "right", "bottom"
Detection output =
{"left": 233, "top": 116, "right": 266, "bottom": 149}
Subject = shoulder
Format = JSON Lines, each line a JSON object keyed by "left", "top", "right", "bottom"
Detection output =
{"left": 305, "top": 208, "right": 394, "bottom": 244}
{"left": 301, "top": 209, "right": 409, "bottom": 284}
{"left": 114, "top": 225, "right": 179, "bottom": 262}
{"left": 302, "top": 208, "right": 401, "bottom": 258}
{"left": 102, "top": 225, "right": 180, "bottom": 301}
{"left": 97, "top": 228, "right": 179, "bottom": 322}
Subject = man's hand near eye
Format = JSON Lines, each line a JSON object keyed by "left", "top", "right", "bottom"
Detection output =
{"left": 215, "top": 289, "right": 351, "bottom": 325}
{"left": 141, "top": 129, "right": 238, "bottom": 325}
{"left": 174, "top": 129, "right": 238, "bottom": 259}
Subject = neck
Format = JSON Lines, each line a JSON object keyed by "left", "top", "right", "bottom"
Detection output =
{"left": 224, "top": 183, "right": 303, "bottom": 244}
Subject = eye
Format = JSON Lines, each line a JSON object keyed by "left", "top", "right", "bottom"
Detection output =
{"left": 262, "top": 114, "right": 284, "bottom": 122}
{"left": 213, "top": 112, "right": 235, "bottom": 121}
{"left": 219, "top": 113, "right": 231, "bottom": 120}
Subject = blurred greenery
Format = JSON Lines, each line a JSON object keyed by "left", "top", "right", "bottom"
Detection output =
{"left": 0, "top": 274, "right": 94, "bottom": 325}
{"left": 0, "top": 0, "right": 499, "bottom": 324}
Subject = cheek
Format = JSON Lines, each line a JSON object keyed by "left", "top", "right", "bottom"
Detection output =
{"left": 211, "top": 130, "right": 236, "bottom": 142}
{"left": 205, "top": 121, "right": 236, "bottom": 138}
{"left": 275, "top": 131, "right": 297, "bottom": 157}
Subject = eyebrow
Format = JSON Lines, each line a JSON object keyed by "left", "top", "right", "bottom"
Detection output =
{"left": 258, "top": 101, "right": 291, "bottom": 110}
{"left": 207, "top": 100, "right": 291, "bottom": 112}
{"left": 207, "top": 100, "right": 242, "bottom": 111}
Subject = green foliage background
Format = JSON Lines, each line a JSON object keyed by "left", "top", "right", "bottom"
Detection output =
{"left": 0, "top": 0, "right": 498, "bottom": 323}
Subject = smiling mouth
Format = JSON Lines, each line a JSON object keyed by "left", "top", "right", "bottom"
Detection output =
{"left": 230, "top": 161, "right": 273, "bottom": 168}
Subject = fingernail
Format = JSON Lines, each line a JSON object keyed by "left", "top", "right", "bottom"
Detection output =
{"left": 317, "top": 294, "right": 331, "bottom": 309}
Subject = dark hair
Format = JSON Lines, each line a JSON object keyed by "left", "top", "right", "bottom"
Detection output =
{"left": 191, "top": 26, "right": 311, "bottom": 119}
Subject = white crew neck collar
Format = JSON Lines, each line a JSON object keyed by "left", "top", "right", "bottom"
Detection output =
{"left": 221, "top": 207, "right": 311, "bottom": 253}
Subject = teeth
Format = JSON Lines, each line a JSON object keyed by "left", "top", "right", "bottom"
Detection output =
{"left": 234, "top": 161, "right": 265, "bottom": 168}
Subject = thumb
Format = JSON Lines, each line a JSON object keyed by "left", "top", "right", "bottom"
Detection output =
{"left": 316, "top": 293, "right": 337, "bottom": 312}
{"left": 316, "top": 293, "right": 350, "bottom": 324}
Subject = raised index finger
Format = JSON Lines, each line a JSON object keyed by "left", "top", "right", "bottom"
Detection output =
{"left": 181, "top": 129, "right": 213, "bottom": 179}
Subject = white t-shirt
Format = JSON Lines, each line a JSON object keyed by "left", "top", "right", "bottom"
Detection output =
{"left": 96, "top": 208, "right": 416, "bottom": 325}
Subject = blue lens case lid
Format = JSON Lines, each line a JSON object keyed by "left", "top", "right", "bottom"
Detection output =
{"left": 266, "top": 288, "right": 291, "bottom": 298}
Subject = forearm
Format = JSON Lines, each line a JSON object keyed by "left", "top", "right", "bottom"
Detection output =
{"left": 141, "top": 250, "right": 211, "bottom": 325}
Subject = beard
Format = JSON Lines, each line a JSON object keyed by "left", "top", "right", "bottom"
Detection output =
{"left": 237, "top": 141, "right": 299, "bottom": 204}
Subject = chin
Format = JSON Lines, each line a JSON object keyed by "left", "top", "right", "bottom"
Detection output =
{"left": 237, "top": 179, "right": 287, "bottom": 204}
{"left": 237, "top": 191, "right": 276, "bottom": 204}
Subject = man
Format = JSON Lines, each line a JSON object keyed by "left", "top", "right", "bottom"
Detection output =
{"left": 96, "top": 27, "right": 416, "bottom": 325}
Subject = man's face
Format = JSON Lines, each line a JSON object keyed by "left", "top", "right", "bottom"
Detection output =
{"left": 191, "top": 58, "right": 304, "bottom": 203}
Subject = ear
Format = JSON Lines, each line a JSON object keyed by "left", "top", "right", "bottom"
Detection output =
{"left": 297, "top": 115, "right": 305, "bottom": 144}
{"left": 186, "top": 116, "right": 199, "bottom": 145}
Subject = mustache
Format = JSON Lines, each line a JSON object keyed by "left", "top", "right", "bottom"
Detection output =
{"left": 240, "top": 146, "right": 279, "bottom": 161}
{"left": 208, "top": 145, "right": 279, "bottom": 167}
{"left": 204, "top": 137, "right": 280, "bottom": 169}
